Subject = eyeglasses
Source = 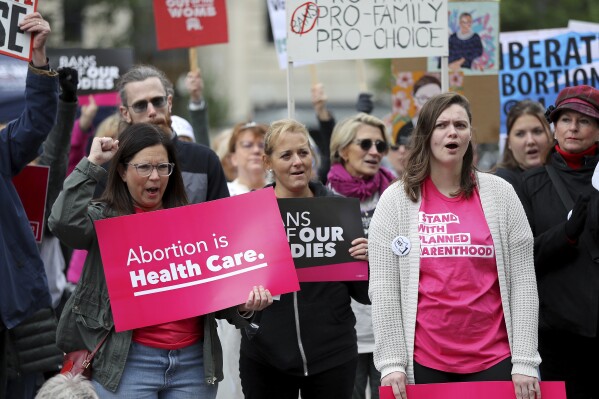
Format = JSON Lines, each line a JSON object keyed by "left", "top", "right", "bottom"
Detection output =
{"left": 126, "top": 96, "right": 168, "bottom": 114}
{"left": 238, "top": 140, "right": 265, "bottom": 150}
{"left": 126, "top": 162, "right": 174, "bottom": 177}
{"left": 354, "top": 139, "right": 388, "bottom": 153}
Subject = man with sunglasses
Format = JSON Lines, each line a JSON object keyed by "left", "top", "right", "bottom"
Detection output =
{"left": 94, "top": 64, "right": 229, "bottom": 203}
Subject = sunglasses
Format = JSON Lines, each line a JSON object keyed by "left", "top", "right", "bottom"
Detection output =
{"left": 127, "top": 96, "right": 168, "bottom": 114}
{"left": 354, "top": 139, "right": 388, "bottom": 153}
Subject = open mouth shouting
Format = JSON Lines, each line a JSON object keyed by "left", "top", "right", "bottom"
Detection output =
{"left": 445, "top": 142, "right": 459, "bottom": 152}
{"left": 146, "top": 186, "right": 160, "bottom": 198}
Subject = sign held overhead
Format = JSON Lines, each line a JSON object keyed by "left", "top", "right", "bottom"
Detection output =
{"left": 287, "top": 0, "right": 449, "bottom": 62}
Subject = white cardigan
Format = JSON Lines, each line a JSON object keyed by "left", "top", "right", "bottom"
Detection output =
{"left": 368, "top": 172, "right": 541, "bottom": 383}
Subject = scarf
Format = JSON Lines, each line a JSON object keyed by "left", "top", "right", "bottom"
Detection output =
{"left": 555, "top": 143, "right": 598, "bottom": 170}
{"left": 327, "top": 163, "right": 395, "bottom": 202}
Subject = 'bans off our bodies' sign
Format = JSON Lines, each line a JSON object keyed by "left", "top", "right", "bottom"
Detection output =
{"left": 286, "top": 0, "right": 448, "bottom": 62}
{"left": 95, "top": 188, "right": 299, "bottom": 332}
{"left": 0, "top": 0, "right": 36, "bottom": 61}
{"left": 277, "top": 197, "right": 367, "bottom": 282}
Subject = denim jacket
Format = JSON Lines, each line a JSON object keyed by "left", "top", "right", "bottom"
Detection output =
{"left": 0, "top": 65, "right": 58, "bottom": 329}
{"left": 49, "top": 158, "right": 252, "bottom": 392}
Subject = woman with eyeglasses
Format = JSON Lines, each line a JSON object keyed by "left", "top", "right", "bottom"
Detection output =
{"left": 239, "top": 119, "right": 370, "bottom": 399}
{"left": 225, "top": 121, "right": 268, "bottom": 196}
{"left": 327, "top": 113, "right": 394, "bottom": 399}
{"left": 368, "top": 93, "right": 541, "bottom": 399}
{"left": 49, "top": 123, "right": 272, "bottom": 398}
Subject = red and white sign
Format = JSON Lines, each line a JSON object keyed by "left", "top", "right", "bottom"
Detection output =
{"left": 95, "top": 188, "right": 299, "bottom": 332}
{"left": 13, "top": 164, "right": 49, "bottom": 243}
{"left": 0, "top": 0, "right": 36, "bottom": 61}
{"left": 380, "top": 381, "right": 566, "bottom": 399}
{"left": 153, "top": 0, "right": 228, "bottom": 51}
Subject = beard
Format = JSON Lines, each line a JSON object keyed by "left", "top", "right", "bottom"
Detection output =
{"left": 152, "top": 113, "right": 173, "bottom": 138}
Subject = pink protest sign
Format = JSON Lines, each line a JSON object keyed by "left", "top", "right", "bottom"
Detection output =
{"left": 380, "top": 381, "right": 566, "bottom": 399}
{"left": 94, "top": 188, "right": 299, "bottom": 332}
{"left": 12, "top": 164, "right": 49, "bottom": 243}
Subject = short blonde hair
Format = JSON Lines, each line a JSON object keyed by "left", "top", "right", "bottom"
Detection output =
{"left": 264, "top": 119, "right": 314, "bottom": 157}
{"left": 330, "top": 113, "right": 387, "bottom": 166}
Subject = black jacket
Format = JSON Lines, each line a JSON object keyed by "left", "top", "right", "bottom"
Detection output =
{"left": 520, "top": 149, "right": 599, "bottom": 337}
{"left": 495, "top": 166, "right": 524, "bottom": 193}
{"left": 240, "top": 181, "right": 370, "bottom": 376}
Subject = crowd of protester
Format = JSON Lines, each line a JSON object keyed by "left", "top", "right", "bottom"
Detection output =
{"left": 2, "top": 11, "right": 599, "bottom": 399}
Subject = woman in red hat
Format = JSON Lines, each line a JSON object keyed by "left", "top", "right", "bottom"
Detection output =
{"left": 520, "top": 85, "right": 599, "bottom": 399}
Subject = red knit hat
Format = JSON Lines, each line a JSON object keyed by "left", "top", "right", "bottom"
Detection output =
{"left": 548, "top": 85, "right": 599, "bottom": 123}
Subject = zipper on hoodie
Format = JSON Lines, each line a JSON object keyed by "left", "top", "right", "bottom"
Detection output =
{"left": 293, "top": 292, "right": 309, "bottom": 376}
{"left": 206, "top": 315, "right": 218, "bottom": 384}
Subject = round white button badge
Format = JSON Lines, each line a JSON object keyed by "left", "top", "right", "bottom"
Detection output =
{"left": 391, "top": 235, "right": 411, "bottom": 256}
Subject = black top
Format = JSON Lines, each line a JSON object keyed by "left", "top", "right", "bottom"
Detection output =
{"left": 520, "top": 149, "right": 599, "bottom": 337}
{"left": 241, "top": 180, "right": 370, "bottom": 376}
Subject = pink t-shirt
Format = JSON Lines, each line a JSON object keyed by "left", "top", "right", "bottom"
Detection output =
{"left": 414, "top": 177, "right": 510, "bottom": 373}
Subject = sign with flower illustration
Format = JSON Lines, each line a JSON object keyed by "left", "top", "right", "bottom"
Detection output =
{"left": 427, "top": 1, "right": 499, "bottom": 76}
{"left": 390, "top": 70, "right": 464, "bottom": 143}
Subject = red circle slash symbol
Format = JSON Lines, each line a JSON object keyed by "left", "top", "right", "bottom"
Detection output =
{"left": 290, "top": 2, "right": 319, "bottom": 36}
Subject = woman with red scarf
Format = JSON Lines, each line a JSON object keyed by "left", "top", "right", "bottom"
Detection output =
{"left": 520, "top": 85, "right": 599, "bottom": 399}
{"left": 327, "top": 113, "right": 394, "bottom": 399}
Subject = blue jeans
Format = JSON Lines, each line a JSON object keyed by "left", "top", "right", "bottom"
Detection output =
{"left": 92, "top": 340, "right": 217, "bottom": 399}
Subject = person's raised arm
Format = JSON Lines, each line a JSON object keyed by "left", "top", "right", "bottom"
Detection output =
{"left": 186, "top": 70, "right": 210, "bottom": 146}
{"left": 311, "top": 83, "right": 335, "bottom": 182}
{"left": 19, "top": 12, "right": 51, "bottom": 68}
{"left": 49, "top": 137, "right": 118, "bottom": 249}
{"left": 38, "top": 68, "right": 79, "bottom": 227}
{"left": 3, "top": 12, "right": 58, "bottom": 176}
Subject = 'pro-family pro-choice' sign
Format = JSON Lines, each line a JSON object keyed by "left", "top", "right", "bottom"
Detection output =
{"left": 286, "top": 0, "right": 448, "bottom": 62}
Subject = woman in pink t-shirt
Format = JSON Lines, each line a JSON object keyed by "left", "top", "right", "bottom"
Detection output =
{"left": 369, "top": 93, "right": 541, "bottom": 399}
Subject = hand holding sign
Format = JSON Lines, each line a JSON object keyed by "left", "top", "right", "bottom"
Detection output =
{"left": 349, "top": 237, "right": 369, "bottom": 261}
{"left": 18, "top": 12, "right": 50, "bottom": 67}
{"left": 238, "top": 285, "right": 273, "bottom": 314}
{"left": 382, "top": 371, "right": 408, "bottom": 399}
{"left": 512, "top": 374, "right": 541, "bottom": 399}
